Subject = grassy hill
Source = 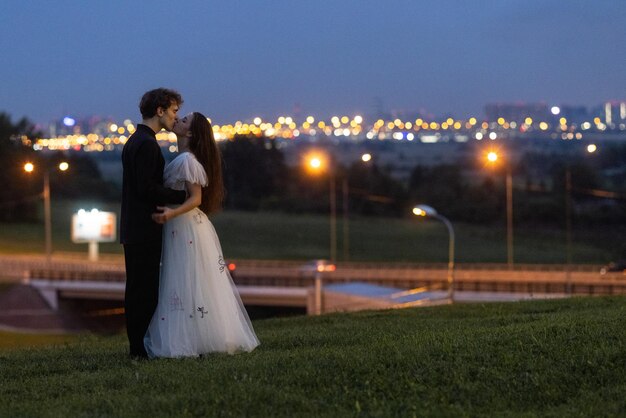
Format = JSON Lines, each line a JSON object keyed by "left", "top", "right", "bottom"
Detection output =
{"left": 1, "top": 296, "right": 625, "bottom": 417}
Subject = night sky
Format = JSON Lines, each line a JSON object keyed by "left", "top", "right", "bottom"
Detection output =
{"left": 1, "top": 0, "right": 625, "bottom": 124}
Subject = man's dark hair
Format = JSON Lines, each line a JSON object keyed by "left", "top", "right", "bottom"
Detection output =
{"left": 139, "top": 88, "right": 183, "bottom": 119}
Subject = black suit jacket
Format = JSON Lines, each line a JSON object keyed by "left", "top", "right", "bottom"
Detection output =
{"left": 120, "top": 124, "right": 186, "bottom": 244}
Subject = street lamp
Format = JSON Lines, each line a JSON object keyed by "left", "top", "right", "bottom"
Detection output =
{"left": 565, "top": 166, "right": 573, "bottom": 294}
{"left": 305, "top": 153, "right": 337, "bottom": 262}
{"left": 345, "top": 153, "right": 377, "bottom": 259}
{"left": 412, "top": 205, "right": 455, "bottom": 301}
{"left": 24, "top": 161, "right": 69, "bottom": 262}
{"left": 485, "top": 150, "right": 514, "bottom": 268}
{"left": 305, "top": 152, "right": 374, "bottom": 262}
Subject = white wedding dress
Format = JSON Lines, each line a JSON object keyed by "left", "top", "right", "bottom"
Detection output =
{"left": 144, "top": 152, "right": 259, "bottom": 358}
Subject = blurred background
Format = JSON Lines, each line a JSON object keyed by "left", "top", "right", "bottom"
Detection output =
{"left": 1, "top": 0, "right": 625, "bottom": 265}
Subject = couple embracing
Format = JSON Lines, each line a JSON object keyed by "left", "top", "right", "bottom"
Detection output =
{"left": 120, "top": 88, "right": 259, "bottom": 359}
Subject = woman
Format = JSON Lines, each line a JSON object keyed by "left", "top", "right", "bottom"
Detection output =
{"left": 144, "top": 112, "right": 259, "bottom": 358}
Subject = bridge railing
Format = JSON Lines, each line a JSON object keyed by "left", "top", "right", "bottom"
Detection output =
{"left": 0, "top": 254, "right": 617, "bottom": 292}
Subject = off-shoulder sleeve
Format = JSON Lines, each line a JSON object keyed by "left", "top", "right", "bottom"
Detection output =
{"left": 166, "top": 152, "right": 208, "bottom": 187}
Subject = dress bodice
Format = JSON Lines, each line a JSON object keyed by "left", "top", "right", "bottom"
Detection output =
{"left": 163, "top": 152, "right": 208, "bottom": 191}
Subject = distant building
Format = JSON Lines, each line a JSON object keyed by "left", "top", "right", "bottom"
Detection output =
{"left": 43, "top": 115, "right": 116, "bottom": 138}
{"left": 560, "top": 105, "right": 590, "bottom": 125}
{"left": 484, "top": 102, "right": 550, "bottom": 123}
{"left": 389, "top": 109, "right": 432, "bottom": 123}
{"left": 603, "top": 101, "right": 626, "bottom": 126}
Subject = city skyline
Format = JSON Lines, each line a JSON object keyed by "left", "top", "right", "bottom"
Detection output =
{"left": 37, "top": 97, "right": 625, "bottom": 127}
{"left": 2, "top": 1, "right": 625, "bottom": 125}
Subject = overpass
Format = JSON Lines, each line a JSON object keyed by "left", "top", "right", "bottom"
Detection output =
{"left": 2, "top": 254, "right": 625, "bottom": 319}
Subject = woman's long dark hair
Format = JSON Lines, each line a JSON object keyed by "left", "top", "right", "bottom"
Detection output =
{"left": 188, "top": 112, "right": 224, "bottom": 215}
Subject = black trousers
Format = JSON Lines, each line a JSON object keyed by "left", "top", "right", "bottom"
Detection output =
{"left": 123, "top": 243, "right": 162, "bottom": 357}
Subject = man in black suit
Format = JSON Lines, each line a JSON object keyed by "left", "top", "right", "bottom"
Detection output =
{"left": 120, "top": 88, "right": 187, "bottom": 358}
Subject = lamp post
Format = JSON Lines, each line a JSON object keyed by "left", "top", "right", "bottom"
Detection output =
{"left": 341, "top": 176, "right": 348, "bottom": 262}
{"left": 565, "top": 144, "right": 597, "bottom": 294}
{"left": 565, "top": 166, "right": 573, "bottom": 294}
{"left": 486, "top": 151, "right": 514, "bottom": 268}
{"left": 306, "top": 154, "right": 337, "bottom": 262}
{"left": 340, "top": 153, "right": 374, "bottom": 262}
{"left": 330, "top": 169, "right": 337, "bottom": 263}
{"left": 412, "top": 204, "right": 455, "bottom": 301}
{"left": 306, "top": 152, "right": 374, "bottom": 262}
{"left": 24, "top": 161, "right": 69, "bottom": 263}
{"left": 506, "top": 166, "right": 513, "bottom": 268}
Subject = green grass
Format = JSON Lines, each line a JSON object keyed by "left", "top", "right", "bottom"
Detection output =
{"left": 1, "top": 297, "right": 625, "bottom": 417}
{"left": 214, "top": 211, "right": 610, "bottom": 263}
{"left": 0, "top": 199, "right": 613, "bottom": 263}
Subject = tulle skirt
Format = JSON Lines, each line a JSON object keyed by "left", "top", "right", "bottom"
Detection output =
{"left": 144, "top": 208, "right": 259, "bottom": 358}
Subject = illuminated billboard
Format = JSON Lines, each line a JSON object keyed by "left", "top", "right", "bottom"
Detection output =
{"left": 71, "top": 209, "right": 117, "bottom": 243}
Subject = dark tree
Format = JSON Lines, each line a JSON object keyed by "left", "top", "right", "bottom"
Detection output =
{"left": 0, "top": 112, "right": 41, "bottom": 221}
{"left": 220, "top": 135, "right": 288, "bottom": 210}
{"left": 346, "top": 160, "right": 407, "bottom": 217}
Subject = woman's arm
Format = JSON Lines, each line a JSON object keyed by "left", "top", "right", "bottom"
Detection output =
{"left": 152, "top": 181, "right": 201, "bottom": 224}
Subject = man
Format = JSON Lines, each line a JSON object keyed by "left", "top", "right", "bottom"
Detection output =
{"left": 120, "top": 88, "right": 187, "bottom": 358}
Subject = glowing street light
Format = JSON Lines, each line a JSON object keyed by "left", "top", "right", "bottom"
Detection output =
{"left": 305, "top": 150, "right": 370, "bottom": 262}
{"left": 564, "top": 146, "right": 599, "bottom": 293}
{"left": 309, "top": 157, "right": 322, "bottom": 170}
{"left": 24, "top": 161, "right": 69, "bottom": 262}
{"left": 412, "top": 205, "right": 455, "bottom": 301}
{"left": 485, "top": 150, "right": 514, "bottom": 268}
{"left": 305, "top": 153, "right": 337, "bottom": 262}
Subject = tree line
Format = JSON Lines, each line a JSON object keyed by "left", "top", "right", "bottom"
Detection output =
{"left": 219, "top": 135, "right": 626, "bottom": 228}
